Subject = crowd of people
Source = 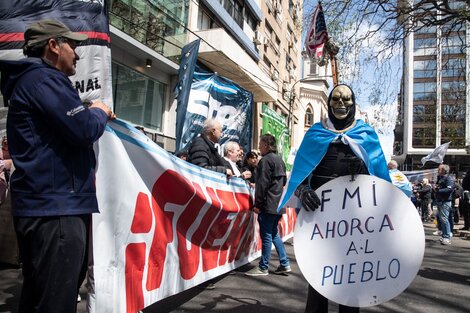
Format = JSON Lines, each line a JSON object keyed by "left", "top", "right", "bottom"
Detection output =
{"left": 409, "top": 166, "right": 470, "bottom": 245}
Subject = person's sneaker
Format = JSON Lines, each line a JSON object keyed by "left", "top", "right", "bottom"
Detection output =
{"left": 432, "top": 230, "right": 442, "bottom": 236}
{"left": 77, "top": 294, "right": 81, "bottom": 303}
{"left": 449, "top": 232, "right": 453, "bottom": 238}
{"left": 245, "top": 267, "right": 268, "bottom": 276}
{"left": 441, "top": 238, "right": 451, "bottom": 245}
{"left": 439, "top": 237, "right": 444, "bottom": 242}
{"left": 274, "top": 265, "right": 292, "bottom": 274}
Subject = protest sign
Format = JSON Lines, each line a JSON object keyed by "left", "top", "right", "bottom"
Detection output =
{"left": 294, "top": 175, "right": 424, "bottom": 307}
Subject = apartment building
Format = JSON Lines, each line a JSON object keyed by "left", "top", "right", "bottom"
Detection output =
{"left": 107, "top": 0, "right": 319, "bottom": 152}
{"left": 397, "top": 0, "right": 469, "bottom": 173}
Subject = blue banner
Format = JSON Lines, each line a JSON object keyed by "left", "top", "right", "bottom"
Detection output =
{"left": 175, "top": 69, "right": 253, "bottom": 153}
{"left": 174, "top": 39, "right": 200, "bottom": 151}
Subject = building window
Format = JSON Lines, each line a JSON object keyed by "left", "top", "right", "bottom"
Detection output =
{"left": 442, "top": 35, "right": 465, "bottom": 55}
{"left": 305, "top": 106, "right": 314, "bottom": 127}
{"left": 413, "top": 59, "right": 436, "bottom": 78}
{"left": 442, "top": 58, "right": 465, "bottom": 78}
{"left": 309, "top": 60, "right": 317, "bottom": 76}
{"left": 244, "top": 9, "right": 257, "bottom": 30}
{"left": 414, "top": 38, "right": 436, "bottom": 56}
{"left": 222, "top": 0, "right": 244, "bottom": 28}
{"left": 112, "top": 62, "right": 166, "bottom": 131}
{"left": 413, "top": 82, "right": 436, "bottom": 101}
{"left": 198, "top": 9, "right": 216, "bottom": 30}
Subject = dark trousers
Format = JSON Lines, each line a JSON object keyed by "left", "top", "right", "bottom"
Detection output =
{"left": 305, "top": 285, "right": 360, "bottom": 313}
{"left": 462, "top": 202, "right": 470, "bottom": 229}
{"left": 14, "top": 215, "right": 90, "bottom": 313}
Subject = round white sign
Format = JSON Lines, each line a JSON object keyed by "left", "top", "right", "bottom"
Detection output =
{"left": 294, "top": 175, "right": 425, "bottom": 307}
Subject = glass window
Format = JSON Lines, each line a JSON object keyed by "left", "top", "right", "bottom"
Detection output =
{"left": 414, "top": 38, "right": 436, "bottom": 56}
{"left": 442, "top": 58, "right": 465, "bottom": 78}
{"left": 305, "top": 106, "right": 314, "bottom": 127}
{"left": 112, "top": 62, "right": 166, "bottom": 131}
{"left": 413, "top": 82, "right": 436, "bottom": 100}
{"left": 413, "top": 59, "right": 436, "bottom": 78}
{"left": 442, "top": 35, "right": 465, "bottom": 55}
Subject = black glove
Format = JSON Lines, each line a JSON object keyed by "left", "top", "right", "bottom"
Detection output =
{"left": 296, "top": 184, "right": 321, "bottom": 211}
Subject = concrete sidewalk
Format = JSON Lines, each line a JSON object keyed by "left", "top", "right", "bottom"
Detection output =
{"left": 1, "top": 222, "right": 470, "bottom": 313}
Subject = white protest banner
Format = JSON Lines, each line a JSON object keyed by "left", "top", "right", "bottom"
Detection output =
{"left": 294, "top": 175, "right": 424, "bottom": 307}
{"left": 91, "top": 120, "right": 296, "bottom": 313}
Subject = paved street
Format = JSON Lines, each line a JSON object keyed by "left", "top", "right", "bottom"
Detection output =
{"left": 1, "top": 222, "right": 469, "bottom": 313}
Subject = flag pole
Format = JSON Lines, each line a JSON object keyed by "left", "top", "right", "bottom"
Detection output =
{"left": 331, "top": 56, "right": 338, "bottom": 86}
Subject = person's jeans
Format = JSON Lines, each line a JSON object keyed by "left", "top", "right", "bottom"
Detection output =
{"left": 258, "top": 212, "right": 289, "bottom": 270}
{"left": 437, "top": 201, "right": 452, "bottom": 239}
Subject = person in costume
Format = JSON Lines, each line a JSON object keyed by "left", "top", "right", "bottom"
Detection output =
{"left": 278, "top": 84, "right": 391, "bottom": 313}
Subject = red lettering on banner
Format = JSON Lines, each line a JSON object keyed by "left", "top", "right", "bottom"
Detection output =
{"left": 193, "top": 187, "right": 222, "bottom": 272}
{"left": 125, "top": 243, "right": 146, "bottom": 313}
{"left": 176, "top": 182, "right": 205, "bottom": 280}
{"left": 146, "top": 170, "right": 194, "bottom": 291}
{"left": 214, "top": 189, "right": 240, "bottom": 266}
{"left": 222, "top": 192, "right": 252, "bottom": 264}
{"left": 131, "top": 192, "right": 153, "bottom": 233}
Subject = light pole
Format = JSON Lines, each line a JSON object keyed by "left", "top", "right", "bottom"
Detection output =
{"left": 286, "top": 78, "right": 305, "bottom": 143}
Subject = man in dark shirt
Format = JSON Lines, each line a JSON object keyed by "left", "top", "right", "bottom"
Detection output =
{"left": 245, "top": 134, "right": 290, "bottom": 276}
{"left": 188, "top": 118, "right": 232, "bottom": 176}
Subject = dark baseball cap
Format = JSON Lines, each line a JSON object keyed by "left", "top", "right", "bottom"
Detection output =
{"left": 24, "top": 19, "right": 88, "bottom": 48}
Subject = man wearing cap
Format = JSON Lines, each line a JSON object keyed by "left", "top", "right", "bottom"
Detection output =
{"left": 0, "top": 19, "right": 113, "bottom": 313}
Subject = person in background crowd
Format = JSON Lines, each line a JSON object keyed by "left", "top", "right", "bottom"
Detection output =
{"left": 175, "top": 150, "right": 189, "bottom": 161}
{"left": 279, "top": 84, "right": 391, "bottom": 313}
{"left": 236, "top": 145, "right": 245, "bottom": 169}
{"left": 187, "top": 118, "right": 233, "bottom": 177}
{"left": 0, "top": 136, "right": 13, "bottom": 205}
{"left": 461, "top": 170, "right": 470, "bottom": 231}
{"left": 433, "top": 164, "right": 455, "bottom": 245}
{"left": 245, "top": 134, "right": 290, "bottom": 276}
{"left": 388, "top": 160, "right": 413, "bottom": 197}
{"left": 242, "top": 151, "right": 259, "bottom": 186}
{"left": 417, "top": 178, "right": 433, "bottom": 222}
{"left": 0, "top": 19, "right": 113, "bottom": 313}
{"left": 223, "top": 141, "right": 252, "bottom": 180}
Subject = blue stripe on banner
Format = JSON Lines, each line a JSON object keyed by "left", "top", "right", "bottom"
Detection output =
{"left": 105, "top": 120, "right": 250, "bottom": 188}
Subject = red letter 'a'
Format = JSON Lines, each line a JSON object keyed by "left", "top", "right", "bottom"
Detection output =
{"left": 176, "top": 182, "right": 206, "bottom": 280}
{"left": 146, "top": 170, "right": 194, "bottom": 291}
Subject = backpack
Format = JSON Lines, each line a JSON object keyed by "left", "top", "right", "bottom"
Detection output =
{"left": 452, "top": 182, "right": 463, "bottom": 199}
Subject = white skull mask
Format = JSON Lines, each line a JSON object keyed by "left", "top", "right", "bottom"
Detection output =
{"left": 329, "top": 85, "right": 354, "bottom": 120}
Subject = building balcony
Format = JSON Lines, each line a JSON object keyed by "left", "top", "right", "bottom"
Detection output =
{"left": 181, "top": 28, "right": 278, "bottom": 103}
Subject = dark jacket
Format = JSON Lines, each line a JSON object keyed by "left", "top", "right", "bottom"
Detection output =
{"left": 417, "top": 184, "right": 432, "bottom": 201}
{"left": 435, "top": 174, "right": 455, "bottom": 202}
{"left": 255, "top": 152, "right": 286, "bottom": 214}
{"left": 0, "top": 58, "right": 109, "bottom": 217}
{"left": 188, "top": 134, "right": 227, "bottom": 174}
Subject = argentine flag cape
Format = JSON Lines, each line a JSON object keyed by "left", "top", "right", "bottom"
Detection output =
{"left": 278, "top": 119, "right": 391, "bottom": 210}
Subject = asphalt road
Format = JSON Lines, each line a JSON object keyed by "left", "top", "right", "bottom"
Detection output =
{"left": 1, "top": 222, "right": 469, "bottom": 313}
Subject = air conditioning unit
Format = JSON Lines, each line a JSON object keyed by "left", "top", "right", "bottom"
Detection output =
{"left": 271, "top": 70, "right": 279, "bottom": 81}
{"left": 289, "top": 69, "right": 296, "bottom": 79}
{"left": 253, "top": 30, "right": 264, "bottom": 46}
{"left": 274, "top": 0, "right": 281, "bottom": 14}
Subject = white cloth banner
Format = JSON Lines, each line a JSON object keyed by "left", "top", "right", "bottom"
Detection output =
{"left": 91, "top": 120, "right": 296, "bottom": 313}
